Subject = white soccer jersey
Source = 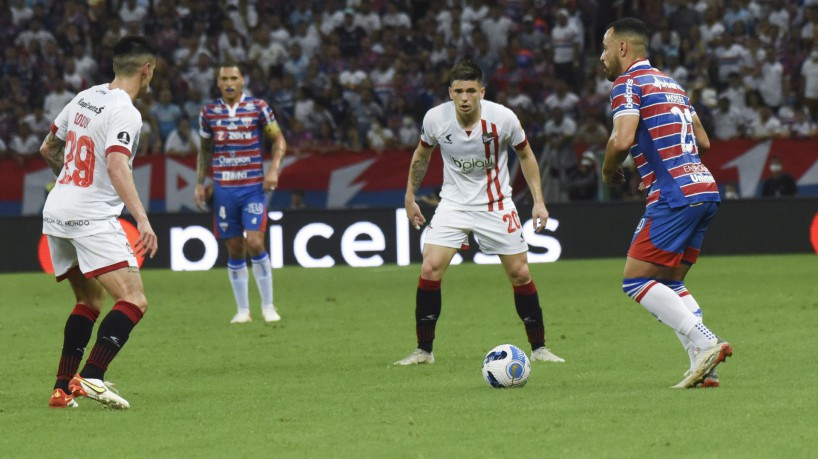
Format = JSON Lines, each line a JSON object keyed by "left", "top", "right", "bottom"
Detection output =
{"left": 420, "top": 100, "right": 527, "bottom": 211}
{"left": 43, "top": 84, "right": 142, "bottom": 238}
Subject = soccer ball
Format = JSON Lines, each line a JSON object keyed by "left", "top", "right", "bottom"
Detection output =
{"left": 481, "top": 344, "right": 531, "bottom": 388}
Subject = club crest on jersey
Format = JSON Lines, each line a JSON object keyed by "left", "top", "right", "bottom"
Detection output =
{"left": 481, "top": 132, "right": 496, "bottom": 144}
{"left": 117, "top": 131, "right": 130, "bottom": 144}
{"left": 241, "top": 117, "right": 254, "bottom": 127}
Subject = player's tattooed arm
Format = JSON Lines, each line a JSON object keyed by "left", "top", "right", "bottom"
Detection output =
{"left": 408, "top": 156, "right": 429, "bottom": 193}
{"left": 39, "top": 132, "right": 66, "bottom": 176}
{"left": 196, "top": 137, "right": 214, "bottom": 185}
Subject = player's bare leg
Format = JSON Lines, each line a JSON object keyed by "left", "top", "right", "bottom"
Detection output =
{"left": 226, "top": 236, "right": 252, "bottom": 323}
{"left": 394, "top": 244, "right": 457, "bottom": 365}
{"left": 49, "top": 270, "right": 105, "bottom": 408}
{"left": 246, "top": 230, "right": 279, "bottom": 322}
{"left": 500, "top": 253, "right": 564, "bottom": 363}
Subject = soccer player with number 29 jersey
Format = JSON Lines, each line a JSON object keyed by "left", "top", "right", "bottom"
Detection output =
{"left": 40, "top": 36, "right": 159, "bottom": 410}
{"left": 600, "top": 18, "right": 732, "bottom": 389}
{"left": 196, "top": 65, "right": 287, "bottom": 324}
{"left": 394, "top": 59, "right": 564, "bottom": 366}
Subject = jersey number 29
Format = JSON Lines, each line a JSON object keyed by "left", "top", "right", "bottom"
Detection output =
{"left": 58, "top": 130, "right": 96, "bottom": 188}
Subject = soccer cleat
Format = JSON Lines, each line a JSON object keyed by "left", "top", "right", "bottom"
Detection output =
{"left": 671, "top": 341, "right": 732, "bottom": 389}
{"left": 530, "top": 347, "right": 565, "bottom": 363}
{"left": 49, "top": 388, "right": 78, "bottom": 408}
{"left": 262, "top": 306, "right": 281, "bottom": 323}
{"left": 697, "top": 370, "right": 720, "bottom": 388}
{"left": 230, "top": 311, "right": 252, "bottom": 324}
{"left": 69, "top": 374, "right": 130, "bottom": 410}
{"left": 393, "top": 348, "right": 434, "bottom": 365}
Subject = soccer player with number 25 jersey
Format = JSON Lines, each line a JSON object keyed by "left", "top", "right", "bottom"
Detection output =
{"left": 394, "top": 59, "right": 564, "bottom": 366}
{"left": 600, "top": 18, "right": 732, "bottom": 388}
{"left": 196, "top": 64, "right": 287, "bottom": 324}
{"left": 41, "top": 35, "right": 159, "bottom": 410}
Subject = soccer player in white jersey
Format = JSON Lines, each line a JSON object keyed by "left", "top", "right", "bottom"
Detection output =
{"left": 395, "top": 58, "right": 564, "bottom": 366}
{"left": 40, "top": 36, "right": 158, "bottom": 409}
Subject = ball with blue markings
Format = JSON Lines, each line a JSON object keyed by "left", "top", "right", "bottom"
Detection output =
{"left": 481, "top": 344, "right": 531, "bottom": 388}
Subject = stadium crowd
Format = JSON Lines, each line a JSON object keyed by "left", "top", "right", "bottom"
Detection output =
{"left": 2, "top": 0, "right": 818, "bottom": 202}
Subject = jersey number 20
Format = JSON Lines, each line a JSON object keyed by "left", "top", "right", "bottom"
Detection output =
{"left": 58, "top": 130, "right": 96, "bottom": 188}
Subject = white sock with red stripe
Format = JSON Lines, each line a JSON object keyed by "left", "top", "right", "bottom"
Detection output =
{"left": 662, "top": 280, "right": 704, "bottom": 369}
{"left": 623, "top": 278, "right": 716, "bottom": 349}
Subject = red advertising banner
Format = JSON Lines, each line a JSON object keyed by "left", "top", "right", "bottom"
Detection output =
{"left": 2, "top": 140, "right": 816, "bottom": 215}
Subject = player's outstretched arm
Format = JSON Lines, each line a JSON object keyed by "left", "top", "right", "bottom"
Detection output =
{"left": 405, "top": 141, "right": 435, "bottom": 230}
{"left": 602, "top": 114, "right": 639, "bottom": 186}
{"left": 195, "top": 136, "right": 213, "bottom": 210}
{"left": 263, "top": 121, "right": 287, "bottom": 192}
{"left": 515, "top": 142, "right": 548, "bottom": 232}
{"left": 691, "top": 113, "right": 710, "bottom": 153}
{"left": 108, "top": 152, "right": 157, "bottom": 259}
{"left": 39, "top": 132, "right": 66, "bottom": 176}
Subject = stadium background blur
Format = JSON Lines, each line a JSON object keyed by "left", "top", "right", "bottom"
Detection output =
{"left": 3, "top": 0, "right": 818, "bottom": 204}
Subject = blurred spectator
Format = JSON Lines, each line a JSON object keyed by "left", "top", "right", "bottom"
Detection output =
{"left": 367, "top": 120, "right": 395, "bottom": 152}
{"left": 338, "top": 8, "right": 367, "bottom": 58}
{"left": 20, "top": 106, "right": 50, "bottom": 138}
{"left": 518, "top": 14, "right": 547, "bottom": 52}
{"left": 397, "top": 116, "right": 420, "bottom": 148}
{"left": 71, "top": 43, "right": 98, "bottom": 83}
{"left": 43, "top": 77, "right": 74, "bottom": 120}
{"left": 721, "top": 72, "right": 748, "bottom": 111}
{"left": 164, "top": 117, "right": 199, "bottom": 157}
{"left": 283, "top": 43, "right": 310, "bottom": 81}
{"left": 551, "top": 8, "right": 582, "bottom": 88}
{"left": 354, "top": 88, "right": 384, "bottom": 148}
{"left": 713, "top": 96, "right": 745, "bottom": 140}
{"left": 118, "top": 0, "right": 147, "bottom": 33}
{"left": 8, "top": 123, "right": 39, "bottom": 165}
{"left": 715, "top": 34, "right": 749, "bottom": 86}
{"left": 723, "top": 183, "right": 740, "bottom": 199}
{"left": 755, "top": 47, "right": 785, "bottom": 110}
{"left": 14, "top": 19, "right": 55, "bottom": 49}
{"left": 749, "top": 105, "right": 785, "bottom": 140}
{"left": 382, "top": 2, "right": 411, "bottom": 29}
{"left": 370, "top": 55, "right": 396, "bottom": 108}
{"left": 567, "top": 151, "right": 599, "bottom": 201}
{"left": 9, "top": 0, "right": 33, "bottom": 27}
{"left": 787, "top": 106, "right": 818, "bottom": 137}
{"left": 650, "top": 19, "right": 681, "bottom": 58}
{"left": 542, "top": 106, "right": 577, "bottom": 202}
{"left": 150, "top": 88, "right": 184, "bottom": 143}
{"left": 800, "top": 48, "right": 818, "bottom": 119}
{"left": 184, "top": 53, "right": 216, "bottom": 100}
{"left": 574, "top": 114, "right": 609, "bottom": 149}
{"left": 218, "top": 23, "right": 248, "bottom": 64}
{"left": 289, "top": 190, "right": 307, "bottom": 210}
{"left": 700, "top": 7, "right": 725, "bottom": 46}
{"left": 480, "top": 5, "right": 514, "bottom": 57}
{"left": 545, "top": 79, "right": 580, "bottom": 116}
{"left": 762, "top": 156, "right": 798, "bottom": 197}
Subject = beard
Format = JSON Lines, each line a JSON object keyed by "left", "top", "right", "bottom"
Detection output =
{"left": 604, "top": 60, "right": 621, "bottom": 82}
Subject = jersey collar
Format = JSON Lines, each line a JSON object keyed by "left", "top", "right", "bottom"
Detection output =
{"left": 221, "top": 93, "right": 247, "bottom": 118}
{"left": 624, "top": 59, "right": 652, "bottom": 75}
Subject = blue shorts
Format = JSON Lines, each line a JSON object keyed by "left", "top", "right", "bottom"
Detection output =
{"left": 628, "top": 201, "right": 718, "bottom": 267}
{"left": 212, "top": 182, "right": 267, "bottom": 239}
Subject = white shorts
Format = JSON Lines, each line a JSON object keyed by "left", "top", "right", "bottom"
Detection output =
{"left": 48, "top": 220, "right": 138, "bottom": 281}
{"left": 424, "top": 207, "right": 528, "bottom": 255}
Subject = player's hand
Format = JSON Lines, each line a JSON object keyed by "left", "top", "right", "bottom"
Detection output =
{"left": 134, "top": 221, "right": 158, "bottom": 259}
{"left": 532, "top": 202, "right": 549, "bottom": 232}
{"left": 604, "top": 166, "right": 626, "bottom": 186}
{"left": 263, "top": 169, "right": 279, "bottom": 191}
{"left": 405, "top": 199, "right": 425, "bottom": 230}
{"left": 194, "top": 184, "right": 207, "bottom": 211}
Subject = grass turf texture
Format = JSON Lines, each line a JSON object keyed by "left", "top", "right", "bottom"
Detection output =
{"left": 2, "top": 254, "right": 817, "bottom": 458}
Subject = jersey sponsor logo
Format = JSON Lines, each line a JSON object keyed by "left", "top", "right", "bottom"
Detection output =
{"left": 217, "top": 155, "right": 253, "bottom": 166}
{"left": 665, "top": 94, "right": 686, "bottom": 105}
{"left": 221, "top": 170, "right": 249, "bottom": 181}
{"left": 650, "top": 76, "right": 683, "bottom": 92}
{"left": 117, "top": 131, "right": 131, "bottom": 144}
{"left": 77, "top": 98, "right": 105, "bottom": 114}
{"left": 625, "top": 79, "right": 634, "bottom": 108}
{"left": 450, "top": 155, "right": 495, "bottom": 172}
{"left": 689, "top": 173, "right": 715, "bottom": 183}
{"left": 216, "top": 131, "right": 254, "bottom": 141}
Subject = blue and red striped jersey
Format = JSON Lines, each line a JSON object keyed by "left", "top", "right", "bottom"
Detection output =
{"left": 610, "top": 59, "right": 720, "bottom": 208}
{"left": 199, "top": 94, "right": 275, "bottom": 187}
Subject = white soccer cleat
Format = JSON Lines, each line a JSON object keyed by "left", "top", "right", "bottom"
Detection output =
{"left": 69, "top": 375, "right": 130, "bottom": 410}
{"left": 393, "top": 348, "right": 435, "bottom": 365}
{"left": 671, "top": 341, "right": 732, "bottom": 389}
{"left": 530, "top": 347, "right": 565, "bottom": 363}
{"left": 262, "top": 306, "right": 281, "bottom": 323}
{"left": 230, "top": 311, "right": 252, "bottom": 324}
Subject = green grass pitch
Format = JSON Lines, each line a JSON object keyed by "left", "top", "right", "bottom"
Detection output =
{"left": 2, "top": 254, "right": 817, "bottom": 458}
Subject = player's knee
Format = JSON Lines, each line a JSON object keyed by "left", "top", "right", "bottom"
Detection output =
{"left": 420, "top": 262, "right": 444, "bottom": 281}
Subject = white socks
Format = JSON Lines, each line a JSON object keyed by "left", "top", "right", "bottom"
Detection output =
{"left": 251, "top": 253, "right": 274, "bottom": 311}
{"left": 228, "top": 259, "right": 250, "bottom": 314}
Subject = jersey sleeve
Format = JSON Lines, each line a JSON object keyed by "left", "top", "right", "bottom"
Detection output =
{"left": 610, "top": 76, "right": 642, "bottom": 120}
{"left": 506, "top": 109, "right": 528, "bottom": 149}
{"left": 419, "top": 111, "right": 437, "bottom": 147}
{"left": 104, "top": 104, "right": 142, "bottom": 158}
{"left": 258, "top": 99, "right": 275, "bottom": 129}
{"left": 199, "top": 105, "right": 212, "bottom": 139}
{"left": 50, "top": 97, "right": 77, "bottom": 141}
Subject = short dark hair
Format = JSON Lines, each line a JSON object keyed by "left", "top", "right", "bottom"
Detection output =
{"left": 448, "top": 58, "right": 483, "bottom": 85}
{"left": 607, "top": 17, "right": 650, "bottom": 46}
{"left": 112, "top": 35, "right": 157, "bottom": 76}
{"left": 218, "top": 62, "right": 246, "bottom": 76}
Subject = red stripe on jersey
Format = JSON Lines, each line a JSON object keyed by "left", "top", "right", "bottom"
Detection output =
{"left": 481, "top": 119, "right": 496, "bottom": 211}
{"left": 514, "top": 137, "right": 528, "bottom": 150}
{"left": 647, "top": 123, "right": 682, "bottom": 139}
{"left": 420, "top": 139, "right": 433, "bottom": 148}
{"left": 105, "top": 145, "right": 131, "bottom": 157}
{"left": 50, "top": 123, "right": 58, "bottom": 134}
{"left": 491, "top": 122, "right": 504, "bottom": 210}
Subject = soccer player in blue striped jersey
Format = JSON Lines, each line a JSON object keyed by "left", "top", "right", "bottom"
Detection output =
{"left": 195, "top": 64, "right": 287, "bottom": 324}
{"left": 600, "top": 18, "right": 732, "bottom": 389}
